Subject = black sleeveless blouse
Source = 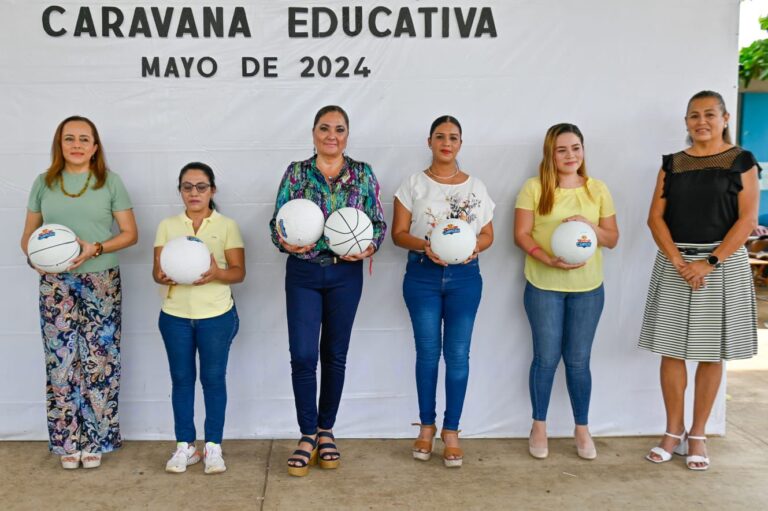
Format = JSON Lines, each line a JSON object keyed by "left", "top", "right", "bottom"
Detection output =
{"left": 662, "top": 147, "right": 761, "bottom": 243}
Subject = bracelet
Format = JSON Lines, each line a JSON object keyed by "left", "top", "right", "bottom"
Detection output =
{"left": 528, "top": 246, "right": 542, "bottom": 256}
{"left": 92, "top": 242, "right": 104, "bottom": 258}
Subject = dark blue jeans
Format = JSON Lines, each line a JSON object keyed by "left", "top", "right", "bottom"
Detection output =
{"left": 158, "top": 306, "right": 239, "bottom": 444}
{"left": 285, "top": 256, "right": 364, "bottom": 435}
{"left": 523, "top": 282, "right": 604, "bottom": 425}
{"left": 402, "top": 251, "right": 483, "bottom": 431}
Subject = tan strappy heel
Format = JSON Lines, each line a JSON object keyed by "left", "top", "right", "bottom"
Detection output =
{"left": 440, "top": 429, "right": 463, "bottom": 468}
{"left": 412, "top": 423, "right": 437, "bottom": 461}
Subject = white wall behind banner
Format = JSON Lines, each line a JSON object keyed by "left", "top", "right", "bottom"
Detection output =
{"left": 0, "top": 0, "right": 741, "bottom": 440}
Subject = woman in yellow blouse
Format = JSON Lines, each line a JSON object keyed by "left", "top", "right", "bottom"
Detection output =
{"left": 153, "top": 162, "right": 245, "bottom": 475}
{"left": 514, "top": 123, "right": 619, "bottom": 460}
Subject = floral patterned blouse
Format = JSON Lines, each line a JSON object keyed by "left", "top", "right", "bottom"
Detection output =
{"left": 269, "top": 155, "right": 387, "bottom": 259}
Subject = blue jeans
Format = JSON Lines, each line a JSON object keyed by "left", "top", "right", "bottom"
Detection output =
{"left": 285, "top": 256, "right": 364, "bottom": 435}
{"left": 158, "top": 306, "right": 239, "bottom": 444}
{"left": 402, "top": 251, "right": 483, "bottom": 431}
{"left": 523, "top": 282, "right": 604, "bottom": 425}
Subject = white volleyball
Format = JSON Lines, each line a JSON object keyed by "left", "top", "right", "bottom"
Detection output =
{"left": 27, "top": 224, "right": 80, "bottom": 273}
{"left": 160, "top": 236, "right": 211, "bottom": 285}
{"left": 429, "top": 219, "right": 476, "bottom": 264}
{"left": 324, "top": 207, "right": 374, "bottom": 256}
{"left": 276, "top": 198, "right": 325, "bottom": 247}
{"left": 550, "top": 220, "right": 597, "bottom": 264}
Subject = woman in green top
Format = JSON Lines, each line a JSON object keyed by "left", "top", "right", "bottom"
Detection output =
{"left": 20, "top": 116, "right": 138, "bottom": 469}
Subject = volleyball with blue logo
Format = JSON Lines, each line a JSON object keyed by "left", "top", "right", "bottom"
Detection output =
{"left": 551, "top": 220, "right": 596, "bottom": 264}
{"left": 160, "top": 236, "right": 211, "bottom": 284}
{"left": 276, "top": 198, "right": 325, "bottom": 247}
{"left": 429, "top": 218, "right": 476, "bottom": 264}
{"left": 324, "top": 207, "right": 374, "bottom": 256}
{"left": 27, "top": 224, "right": 80, "bottom": 273}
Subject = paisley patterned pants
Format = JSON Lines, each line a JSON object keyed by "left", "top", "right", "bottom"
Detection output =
{"left": 39, "top": 268, "right": 122, "bottom": 455}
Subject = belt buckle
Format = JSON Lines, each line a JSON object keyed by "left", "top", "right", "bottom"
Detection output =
{"left": 318, "top": 255, "right": 337, "bottom": 267}
{"left": 682, "top": 248, "right": 698, "bottom": 255}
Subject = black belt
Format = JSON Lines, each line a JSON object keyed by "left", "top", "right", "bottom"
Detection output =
{"left": 680, "top": 248, "right": 713, "bottom": 255}
{"left": 305, "top": 254, "right": 342, "bottom": 267}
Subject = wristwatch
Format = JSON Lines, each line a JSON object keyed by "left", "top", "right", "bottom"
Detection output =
{"left": 706, "top": 255, "right": 721, "bottom": 268}
{"left": 92, "top": 242, "right": 104, "bottom": 258}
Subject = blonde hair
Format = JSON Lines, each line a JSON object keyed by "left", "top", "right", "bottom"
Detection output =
{"left": 537, "top": 123, "right": 591, "bottom": 216}
{"left": 45, "top": 115, "right": 108, "bottom": 190}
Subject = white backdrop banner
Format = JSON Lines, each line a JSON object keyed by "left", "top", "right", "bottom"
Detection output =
{"left": 0, "top": 0, "right": 741, "bottom": 439}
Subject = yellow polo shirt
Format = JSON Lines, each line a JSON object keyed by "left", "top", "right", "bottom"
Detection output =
{"left": 154, "top": 210, "right": 244, "bottom": 319}
{"left": 515, "top": 177, "right": 615, "bottom": 292}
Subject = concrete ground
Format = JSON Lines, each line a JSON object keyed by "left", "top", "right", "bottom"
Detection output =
{"left": 3, "top": 293, "right": 768, "bottom": 510}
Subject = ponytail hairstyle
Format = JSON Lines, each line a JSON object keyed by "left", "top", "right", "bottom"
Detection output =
{"left": 685, "top": 90, "right": 732, "bottom": 145}
{"left": 45, "top": 115, "right": 108, "bottom": 190}
{"left": 178, "top": 162, "right": 217, "bottom": 211}
{"left": 537, "top": 123, "right": 591, "bottom": 216}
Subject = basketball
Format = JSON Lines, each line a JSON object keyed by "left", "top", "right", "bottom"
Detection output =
{"left": 324, "top": 207, "right": 374, "bottom": 256}
{"left": 27, "top": 224, "right": 80, "bottom": 273}
{"left": 160, "top": 236, "right": 211, "bottom": 285}
{"left": 276, "top": 198, "right": 325, "bottom": 247}
{"left": 550, "top": 220, "right": 597, "bottom": 264}
{"left": 429, "top": 219, "right": 476, "bottom": 264}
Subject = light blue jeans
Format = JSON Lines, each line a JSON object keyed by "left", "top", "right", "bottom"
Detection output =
{"left": 523, "top": 282, "right": 604, "bottom": 425}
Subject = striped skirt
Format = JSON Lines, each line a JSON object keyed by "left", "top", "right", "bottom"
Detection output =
{"left": 638, "top": 243, "right": 757, "bottom": 362}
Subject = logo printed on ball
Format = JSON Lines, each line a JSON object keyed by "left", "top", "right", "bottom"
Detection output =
{"left": 278, "top": 219, "right": 288, "bottom": 238}
{"left": 576, "top": 235, "right": 592, "bottom": 249}
{"left": 442, "top": 223, "right": 461, "bottom": 236}
{"left": 37, "top": 229, "right": 56, "bottom": 240}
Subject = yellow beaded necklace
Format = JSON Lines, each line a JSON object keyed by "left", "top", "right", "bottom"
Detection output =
{"left": 59, "top": 171, "right": 92, "bottom": 198}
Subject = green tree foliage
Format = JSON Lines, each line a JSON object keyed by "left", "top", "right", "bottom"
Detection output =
{"left": 740, "top": 16, "right": 768, "bottom": 87}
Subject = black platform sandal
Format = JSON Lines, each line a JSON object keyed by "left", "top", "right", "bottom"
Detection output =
{"left": 287, "top": 435, "right": 318, "bottom": 477}
{"left": 317, "top": 431, "right": 341, "bottom": 469}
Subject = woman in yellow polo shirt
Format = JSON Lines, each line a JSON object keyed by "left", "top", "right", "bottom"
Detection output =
{"left": 514, "top": 123, "right": 619, "bottom": 460}
{"left": 153, "top": 162, "right": 245, "bottom": 475}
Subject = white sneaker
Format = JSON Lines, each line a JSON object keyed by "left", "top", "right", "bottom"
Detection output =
{"left": 204, "top": 442, "right": 226, "bottom": 474}
{"left": 165, "top": 442, "right": 201, "bottom": 473}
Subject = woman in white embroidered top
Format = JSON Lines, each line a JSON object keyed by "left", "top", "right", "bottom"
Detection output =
{"left": 391, "top": 115, "right": 494, "bottom": 468}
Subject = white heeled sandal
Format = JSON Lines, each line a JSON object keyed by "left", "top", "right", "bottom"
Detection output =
{"left": 60, "top": 451, "right": 81, "bottom": 469}
{"left": 81, "top": 452, "right": 102, "bottom": 469}
{"left": 686, "top": 435, "right": 710, "bottom": 471}
{"left": 646, "top": 431, "right": 687, "bottom": 463}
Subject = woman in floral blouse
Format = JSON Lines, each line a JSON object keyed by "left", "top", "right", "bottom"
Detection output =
{"left": 391, "top": 115, "right": 495, "bottom": 468}
{"left": 269, "top": 105, "right": 386, "bottom": 477}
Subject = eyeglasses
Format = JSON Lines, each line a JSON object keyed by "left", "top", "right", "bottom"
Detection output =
{"left": 180, "top": 182, "right": 212, "bottom": 193}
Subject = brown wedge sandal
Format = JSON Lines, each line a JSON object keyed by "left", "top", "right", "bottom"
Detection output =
{"left": 441, "top": 429, "right": 463, "bottom": 468}
{"left": 412, "top": 423, "right": 437, "bottom": 461}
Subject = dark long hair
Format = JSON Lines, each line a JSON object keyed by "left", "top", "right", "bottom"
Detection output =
{"left": 178, "top": 162, "right": 217, "bottom": 211}
{"left": 45, "top": 115, "right": 108, "bottom": 190}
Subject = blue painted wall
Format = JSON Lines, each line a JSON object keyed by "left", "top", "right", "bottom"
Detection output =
{"left": 739, "top": 92, "right": 768, "bottom": 225}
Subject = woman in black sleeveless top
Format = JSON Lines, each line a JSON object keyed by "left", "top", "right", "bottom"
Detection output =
{"left": 639, "top": 90, "right": 760, "bottom": 471}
